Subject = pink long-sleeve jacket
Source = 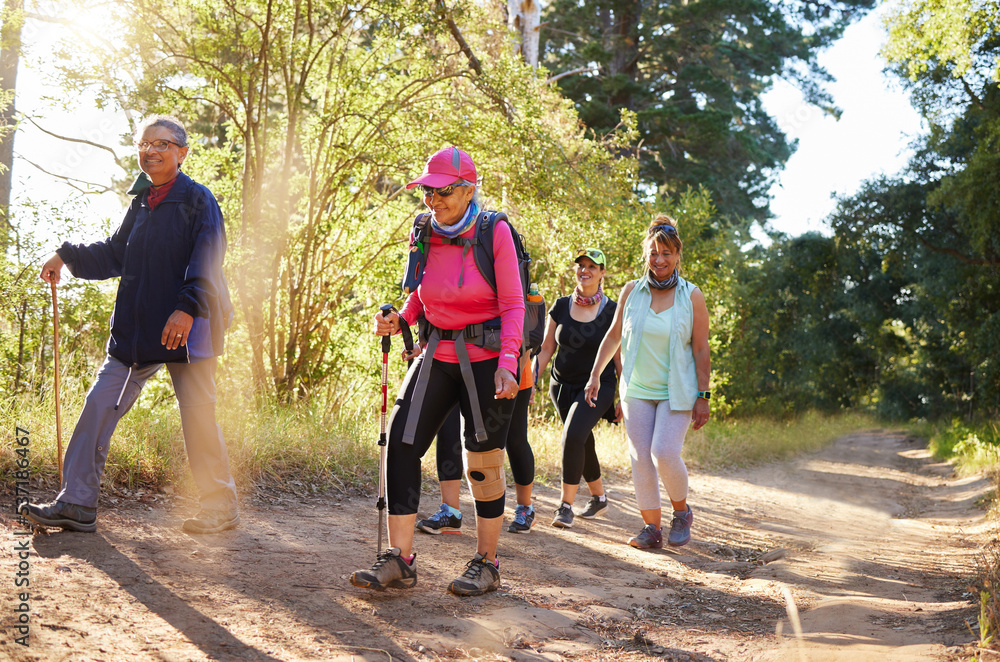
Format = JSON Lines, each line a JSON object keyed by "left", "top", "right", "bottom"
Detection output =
{"left": 399, "top": 219, "right": 525, "bottom": 375}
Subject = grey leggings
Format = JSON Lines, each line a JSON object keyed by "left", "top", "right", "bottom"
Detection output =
{"left": 621, "top": 396, "right": 691, "bottom": 511}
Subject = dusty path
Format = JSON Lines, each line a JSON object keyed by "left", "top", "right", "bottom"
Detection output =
{"left": 1, "top": 429, "right": 989, "bottom": 661}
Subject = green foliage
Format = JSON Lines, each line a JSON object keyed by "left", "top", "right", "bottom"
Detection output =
{"left": 882, "top": 0, "right": 1000, "bottom": 81}
{"left": 539, "top": 0, "right": 874, "bottom": 223}
{"left": 924, "top": 419, "right": 1000, "bottom": 474}
{"left": 628, "top": 0, "right": 1000, "bottom": 422}
{"left": 41, "top": 0, "right": 647, "bottom": 406}
{"left": 720, "top": 232, "right": 882, "bottom": 416}
{"left": 1, "top": 201, "right": 116, "bottom": 400}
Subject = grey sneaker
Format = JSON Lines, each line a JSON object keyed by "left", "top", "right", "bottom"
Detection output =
{"left": 448, "top": 553, "right": 500, "bottom": 596}
{"left": 667, "top": 506, "right": 693, "bottom": 547}
{"left": 417, "top": 503, "right": 462, "bottom": 534}
{"left": 551, "top": 503, "right": 575, "bottom": 528}
{"left": 579, "top": 495, "right": 608, "bottom": 519}
{"left": 21, "top": 500, "right": 97, "bottom": 533}
{"left": 182, "top": 509, "right": 240, "bottom": 534}
{"left": 350, "top": 547, "right": 417, "bottom": 590}
{"left": 628, "top": 524, "right": 663, "bottom": 549}
{"left": 507, "top": 504, "right": 535, "bottom": 533}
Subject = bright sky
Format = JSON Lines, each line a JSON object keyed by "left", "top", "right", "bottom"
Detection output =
{"left": 12, "top": 7, "right": 926, "bottom": 248}
{"left": 761, "top": 9, "right": 925, "bottom": 238}
{"left": 13, "top": 8, "right": 128, "bottom": 246}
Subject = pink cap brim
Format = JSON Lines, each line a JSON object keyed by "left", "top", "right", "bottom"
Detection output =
{"left": 405, "top": 173, "right": 461, "bottom": 189}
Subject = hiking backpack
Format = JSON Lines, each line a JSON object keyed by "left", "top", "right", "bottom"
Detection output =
{"left": 401, "top": 210, "right": 545, "bottom": 354}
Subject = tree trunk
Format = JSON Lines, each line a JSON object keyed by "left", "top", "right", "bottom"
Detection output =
{"left": 606, "top": 0, "right": 642, "bottom": 109}
{"left": 0, "top": 0, "right": 23, "bottom": 251}
{"left": 508, "top": 0, "right": 541, "bottom": 67}
{"left": 14, "top": 297, "right": 27, "bottom": 392}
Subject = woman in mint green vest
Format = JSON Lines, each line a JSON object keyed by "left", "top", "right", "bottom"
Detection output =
{"left": 584, "top": 215, "right": 711, "bottom": 549}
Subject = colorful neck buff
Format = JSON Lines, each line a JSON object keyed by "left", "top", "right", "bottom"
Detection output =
{"left": 432, "top": 201, "right": 478, "bottom": 238}
{"left": 573, "top": 282, "right": 604, "bottom": 306}
{"left": 647, "top": 269, "right": 678, "bottom": 290}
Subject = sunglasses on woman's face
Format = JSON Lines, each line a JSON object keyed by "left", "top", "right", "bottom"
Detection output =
{"left": 421, "top": 183, "right": 467, "bottom": 198}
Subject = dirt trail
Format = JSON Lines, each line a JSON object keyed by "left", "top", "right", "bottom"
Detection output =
{"left": 2, "top": 429, "right": 990, "bottom": 661}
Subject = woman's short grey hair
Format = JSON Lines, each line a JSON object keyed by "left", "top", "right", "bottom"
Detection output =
{"left": 134, "top": 114, "right": 188, "bottom": 147}
{"left": 456, "top": 178, "right": 481, "bottom": 207}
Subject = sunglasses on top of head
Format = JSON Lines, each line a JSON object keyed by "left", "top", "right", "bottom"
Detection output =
{"left": 649, "top": 223, "right": 678, "bottom": 235}
{"left": 420, "top": 183, "right": 470, "bottom": 198}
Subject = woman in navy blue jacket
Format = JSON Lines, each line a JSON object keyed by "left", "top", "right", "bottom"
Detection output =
{"left": 21, "top": 115, "right": 239, "bottom": 535}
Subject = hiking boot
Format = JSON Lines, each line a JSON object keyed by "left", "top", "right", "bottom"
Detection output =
{"left": 551, "top": 503, "right": 575, "bottom": 528}
{"left": 667, "top": 506, "right": 693, "bottom": 547}
{"left": 448, "top": 553, "right": 500, "bottom": 596}
{"left": 21, "top": 500, "right": 97, "bottom": 533}
{"left": 628, "top": 524, "right": 663, "bottom": 549}
{"left": 417, "top": 504, "right": 462, "bottom": 534}
{"left": 579, "top": 495, "right": 608, "bottom": 519}
{"left": 182, "top": 509, "right": 240, "bottom": 534}
{"left": 507, "top": 504, "right": 535, "bottom": 534}
{"left": 350, "top": 547, "right": 417, "bottom": 590}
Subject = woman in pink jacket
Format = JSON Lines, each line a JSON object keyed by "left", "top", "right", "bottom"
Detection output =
{"left": 350, "top": 147, "right": 523, "bottom": 597}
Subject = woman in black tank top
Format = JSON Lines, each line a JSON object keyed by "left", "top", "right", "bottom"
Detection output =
{"left": 533, "top": 248, "right": 622, "bottom": 529}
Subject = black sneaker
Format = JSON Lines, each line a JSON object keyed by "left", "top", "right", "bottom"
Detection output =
{"left": 182, "top": 509, "right": 240, "bottom": 534}
{"left": 21, "top": 500, "right": 97, "bottom": 533}
{"left": 448, "top": 553, "right": 500, "bottom": 596}
{"left": 551, "top": 503, "right": 574, "bottom": 528}
{"left": 350, "top": 548, "right": 417, "bottom": 590}
{"left": 507, "top": 504, "right": 535, "bottom": 533}
{"left": 416, "top": 504, "right": 462, "bottom": 534}
{"left": 579, "top": 495, "right": 608, "bottom": 519}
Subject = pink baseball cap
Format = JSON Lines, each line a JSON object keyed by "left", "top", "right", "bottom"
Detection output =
{"left": 406, "top": 146, "right": 478, "bottom": 189}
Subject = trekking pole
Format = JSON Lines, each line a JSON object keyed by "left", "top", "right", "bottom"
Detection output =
{"left": 50, "top": 281, "right": 64, "bottom": 486}
{"left": 376, "top": 304, "right": 395, "bottom": 555}
{"left": 375, "top": 304, "right": 415, "bottom": 555}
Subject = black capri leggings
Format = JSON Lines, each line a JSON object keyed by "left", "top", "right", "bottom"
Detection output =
{"left": 435, "top": 406, "right": 464, "bottom": 482}
{"left": 550, "top": 378, "right": 615, "bottom": 486}
{"left": 437, "top": 386, "right": 534, "bottom": 487}
{"left": 387, "top": 354, "right": 514, "bottom": 518}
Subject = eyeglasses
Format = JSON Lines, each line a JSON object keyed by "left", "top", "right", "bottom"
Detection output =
{"left": 421, "top": 183, "right": 469, "bottom": 198}
{"left": 135, "top": 139, "right": 183, "bottom": 152}
{"left": 649, "top": 223, "right": 678, "bottom": 235}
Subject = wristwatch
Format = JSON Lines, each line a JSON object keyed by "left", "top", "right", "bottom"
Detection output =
{"left": 697, "top": 390, "right": 711, "bottom": 400}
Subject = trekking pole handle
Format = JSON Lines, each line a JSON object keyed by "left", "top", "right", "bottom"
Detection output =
{"left": 379, "top": 304, "right": 394, "bottom": 354}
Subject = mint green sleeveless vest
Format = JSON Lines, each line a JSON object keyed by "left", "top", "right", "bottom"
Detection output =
{"left": 620, "top": 276, "right": 698, "bottom": 410}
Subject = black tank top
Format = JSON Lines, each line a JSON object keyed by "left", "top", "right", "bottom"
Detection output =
{"left": 549, "top": 296, "right": 618, "bottom": 387}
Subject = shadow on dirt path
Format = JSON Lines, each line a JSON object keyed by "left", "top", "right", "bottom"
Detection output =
{"left": 1, "top": 429, "right": 988, "bottom": 661}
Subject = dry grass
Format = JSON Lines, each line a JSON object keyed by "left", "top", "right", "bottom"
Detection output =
{"left": 3, "top": 377, "right": 877, "bottom": 499}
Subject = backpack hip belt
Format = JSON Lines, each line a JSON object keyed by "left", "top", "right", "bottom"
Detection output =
{"left": 418, "top": 317, "right": 503, "bottom": 353}
{"left": 401, "top": 325, "right": 491, "bottom": 446}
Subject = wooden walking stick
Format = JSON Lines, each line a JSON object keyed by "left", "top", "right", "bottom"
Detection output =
{"left": 50, "top": 281, "right": 63, "bottom": 486}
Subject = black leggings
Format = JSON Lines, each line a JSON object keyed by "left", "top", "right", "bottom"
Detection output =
{"left": 387, "top": 355, "right": 514, "bottom": 518}
{"left": 437, "top": 386, "right": 534, "bottom": 487}
{"left": 550, "top": 379, "right": 615, "bottom": 486}
{"left": 435, "top": 406, "right": 464, "bottom": 482}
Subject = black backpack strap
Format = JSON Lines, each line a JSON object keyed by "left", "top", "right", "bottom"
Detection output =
{"left": 413, "top": 213, "right": 432, "bottom": 249}
{"left": 472, "top": 210, "right": 507, "bottom": 293}
{"left": 402, "top": 213, "right": 433, "bottom": 295}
